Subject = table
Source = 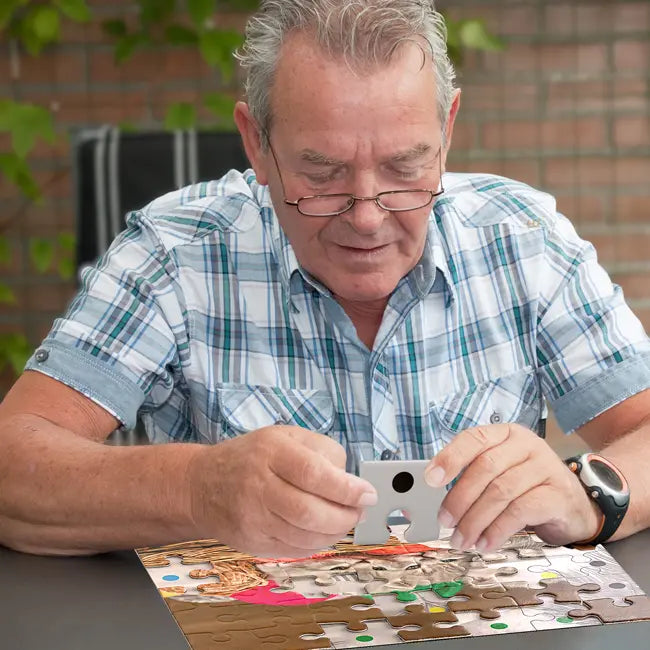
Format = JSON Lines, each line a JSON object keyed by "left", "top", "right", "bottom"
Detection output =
{"left": 2, "top": 530, "right": 649, "bottom": 649}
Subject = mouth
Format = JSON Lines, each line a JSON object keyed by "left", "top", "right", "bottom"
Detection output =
{"left": 338, "top": 244, "right": 390, "bottom": 253}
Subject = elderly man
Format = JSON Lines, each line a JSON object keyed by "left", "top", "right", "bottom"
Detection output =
{"left": 1, "top": 0, "right": 649, "bottom": 558}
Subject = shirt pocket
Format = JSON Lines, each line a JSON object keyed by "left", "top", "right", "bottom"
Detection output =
{"left": 215, "top": 383, "right": 335, "bottom": 436}
{"left": 430, "top": 366, "right": 542, "bottom": 439}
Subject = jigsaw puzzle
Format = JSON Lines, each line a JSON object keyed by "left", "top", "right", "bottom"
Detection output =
{"left": 137, "top": 525, "right": 649, "bottom": 649}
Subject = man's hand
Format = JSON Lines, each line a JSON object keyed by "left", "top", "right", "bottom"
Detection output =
{"left": 424, "top": 423, "right": 602, "bottom": 552}
{"left": 189, "top": 426, "right": 377, "bottom": 558}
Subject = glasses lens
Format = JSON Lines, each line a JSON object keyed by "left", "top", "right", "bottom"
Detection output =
{"left": 298, "top": 195, "right": 355, "bottom": 216}
{"left": 377, "top": 190, "right": 434, "bottom": 211}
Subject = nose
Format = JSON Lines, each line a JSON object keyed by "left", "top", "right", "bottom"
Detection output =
{"left": 340, "top": 196, "right": 388, "bottom": 235}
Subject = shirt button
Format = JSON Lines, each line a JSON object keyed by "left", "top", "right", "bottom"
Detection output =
{"left": 489, "top": 411, "right": 502, "bottom": 424}
{"left": 34, "top": 348, "right": 49, "bottom": 363}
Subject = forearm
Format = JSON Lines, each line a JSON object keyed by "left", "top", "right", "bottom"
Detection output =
{"left": 594, "top": 424, "right": 650, "bottom": 540}
{"left": 0, "top": 413, "right": 204, "bottom": 555}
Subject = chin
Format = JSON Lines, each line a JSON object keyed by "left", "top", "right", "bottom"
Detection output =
{"left": 328, "top": 274, "right": 399, "bottom": 303}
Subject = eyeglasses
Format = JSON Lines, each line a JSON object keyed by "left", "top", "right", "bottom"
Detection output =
{"left": 265, "top": 135, "right": 445, "bottom": 217}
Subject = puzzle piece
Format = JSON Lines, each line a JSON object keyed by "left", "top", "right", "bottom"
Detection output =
{"left": 537, "top": 578, "right": 600, "bottom": 603}
{"left": 483, "top": 581, "right": 544, "bottom": 607}
{"left": 568, "top": 596, "right": 650, "bottom": 623}
{"left": 447, "top": 582, "right": 519, "bottom": 619}
{"left": 168, "top": 595, "right": 387, "bottom": 650}
{"left": 189, "top": 560, "right": 269, "bottom": 595}
{"left": 257, "top": 558, "right": 363, "bottom": 589}
{"left": 386, "top": 603, "right": 470, "bottom": 641}
{"left": 353, "top": 460, "right": 446, "bottom": 545}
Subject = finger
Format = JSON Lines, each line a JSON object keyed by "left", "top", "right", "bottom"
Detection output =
{"left": 425, "top": 423, "right": 513, "bottom": 487}
{"left": 269, "top": 440, "right": 377, "bottom": 508}
{"left": 449, "top": 460, "right": 542, "bottom": 551}
{"left": 473, "top": 486, "right": 554, "bottom": 553}
{"left": 438, "top": 439, "right": 532, "bottom": 528}
{"left": 264, "top": 472, "right": 362, "bottom": 536}
{"left": 285, "top": 426, "right": 348, "bottom": 470}
{"left": 268, "top": 510, "right": 352, "bottom": 552}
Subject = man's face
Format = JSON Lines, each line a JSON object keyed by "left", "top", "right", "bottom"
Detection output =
{"left": 261, "top": 33, "right": 449, "bottom": 305}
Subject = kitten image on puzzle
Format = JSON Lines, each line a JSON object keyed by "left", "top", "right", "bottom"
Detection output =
{"left": 353, "top": 460, "right": 447, "bottom": 546}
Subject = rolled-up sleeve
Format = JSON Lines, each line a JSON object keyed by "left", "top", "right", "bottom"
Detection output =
{"left": 24, "top": 211, "right": 188, "bottom": 430}
{"left": 536, "top": 214, "right": 650, "bottom": 433}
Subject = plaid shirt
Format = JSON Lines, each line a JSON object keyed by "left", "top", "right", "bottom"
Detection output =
{"left": 27, "top": 170, "right": 650, "bottom": 473}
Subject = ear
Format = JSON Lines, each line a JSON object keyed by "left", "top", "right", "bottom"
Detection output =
{"left": 441, "top": 88, "right": 462, "bottom": 171}
{"left": 234, "top": 101, "right": 270, "bottom": 185}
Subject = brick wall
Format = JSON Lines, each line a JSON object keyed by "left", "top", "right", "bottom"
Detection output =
{"left": 0, "top": 0, "right": 649, "bottom": 397}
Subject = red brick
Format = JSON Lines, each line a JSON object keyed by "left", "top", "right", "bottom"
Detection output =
{"left": 458, "top": 83, "right": 538, "bottom": 113}
{"left": 614, "top": 41, "right": 650, "bottom": 70}
{"left": 614, "top": 3, "right": 650, "bottom": 32}
{"left": 555, "top": 194, "right": 607, "bottom": 223}
{"left": 614, "top": 115, "right": 650, "bottom": 149}
{"left": 453, "top": 158, "right": 539, "bottom": 186}
{"left": 610, "top": 272, "right": 650, "bottom": 301}
{"left": 482, "top": 117, "right": 607, "bottom": 150}
{"left": 614, "top": 195, "right": 650, "bottom": 223}
{"left": 540, "top": 43, "right": 609, "bottom": 74}
{"left": 587, "top": 231, "right": 650, "bottom": 265}
{"left": 3, "top": 48, "right": 86, "bottom": 85}
{"left": 449, "top": 122, "right": 476, "bottom": 151}
{"left": 544, "top": 157, "right": 614, "bottom": 188}
{"left": 615, "top": 157, "right": 650, "bottom": 185}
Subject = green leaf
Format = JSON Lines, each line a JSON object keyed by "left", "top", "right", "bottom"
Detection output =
{"left": 30, "top": 5, "right": 61, "bottom": 42}
{"left": 0, "top": 237, "right": 12, "bottom": 265}
{"left": 0, "top": 0, "right": 28, "bottom": 31}
{"left": 203, "top": 91, "right": 235, "bottom": 124}
{"left": 165, "top": 23, "right": 198, "bottom": 45}
{"left": 29, "top": 238, "right": 54, "bottom": 273}
{"left": 218, "top": 0, "right": 259, "bottom": 10}
{"left": 0, "top": 284, "right": 16, "bottom": 304}
{"left": 57, "top": 232, "right": 76, "bottom": 252}
{"left": 188, "top": 0, "right": 215, "bottom": 28}
{"left": 4, "top": 102, "right": 56, "bottom": 158}
{"left": 54, "top": 0, "right": 91, "bottom": 23}
{"left": 138, "top": 0, "right": 175, "bottom": 26}
{"left": 458, "top": 19, "right": 504, "bottom": 52}
{"left": 0, "top": 153, "right": 41, "bottom": 201}
{"left": 199, "top": 29, "right": 242, "bottom": 80}
{"left": 102, "top": 18, "right": 127, "bottom": 38}
{"left": 164, "top": 102, "right": 197, "bottom": 130}
{"left": 2, "top": 333, "right": 33, "bottom": 376}
{"left": 114, "top": 32, "right": 148, "bottom": 63}
{"left": 57, "top": 257, "right": 76, "bottom": 280}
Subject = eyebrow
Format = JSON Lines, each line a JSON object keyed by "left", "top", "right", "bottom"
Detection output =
{"left": 389, "top": 143, "right": 433, "bottom": 163}
{"left": 297, "top": 142, "right": 435, "bottom": 167}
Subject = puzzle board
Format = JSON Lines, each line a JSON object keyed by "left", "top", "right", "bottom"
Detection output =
{"left": 136, "top": 526, "right": 650, "bottom": 649}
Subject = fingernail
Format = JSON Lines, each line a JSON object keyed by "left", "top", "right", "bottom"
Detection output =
{"left": 438, "top": 508, "right": 454, "bottom": 528}
{"left": 475, "top": 536, "right": 487, "bottom": 553}
{"left": 425, "top": 465, "right": 446, "bottom": 487}
{"left": 450, "top": 530, "right": 464, "bottom": 550}
{"left": 358, "top": 491, "right": 378, "bottom": 507}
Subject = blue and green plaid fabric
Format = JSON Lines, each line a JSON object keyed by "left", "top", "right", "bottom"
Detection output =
{"left": 26, "top": 170, "right": 650, "bottom": 473}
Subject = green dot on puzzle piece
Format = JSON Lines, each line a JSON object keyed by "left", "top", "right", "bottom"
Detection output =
{"left": 557, "top": 617, "right": 574, "bottom": 624}
{"left": 433, "top": 580, "right": 464, "bottom": 598}
{"left": 490, "top": 623, "right": 508, "bottom": 630}
{"left": 395, "top": 591, "right": 418, "bottom": 602}
{"left": 356, "top": 635, "right": 374, "bottom": 642}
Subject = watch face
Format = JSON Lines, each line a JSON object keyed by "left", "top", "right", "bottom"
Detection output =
{"left": 590, "top": 458, "right": 623, "bottom": 490}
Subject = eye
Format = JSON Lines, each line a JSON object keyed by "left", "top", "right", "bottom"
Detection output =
{"left": 393, "top": 168, "right": 421, "bottom": 181}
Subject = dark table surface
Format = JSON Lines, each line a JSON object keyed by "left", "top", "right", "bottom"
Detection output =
{"left": 2, "top": 529, "right": 649, "bottom": 650}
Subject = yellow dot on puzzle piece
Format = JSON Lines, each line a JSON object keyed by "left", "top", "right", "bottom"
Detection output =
{"left": 160, "top": 591, "right": 177, "bottom": 598}
{"left": 541, "top": 572, "right": 559, "bottom": 579}
{"left": 429, "top": 606, "right": 446, "bottom": 613}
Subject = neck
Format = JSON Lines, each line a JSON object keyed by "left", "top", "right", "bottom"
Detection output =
{"left": 334, "top": 295, "right": 388, "bottom": 350}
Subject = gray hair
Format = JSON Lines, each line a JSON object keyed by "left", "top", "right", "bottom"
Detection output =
{"left": 236, "top": 0, "right": 456, "bottom": 146}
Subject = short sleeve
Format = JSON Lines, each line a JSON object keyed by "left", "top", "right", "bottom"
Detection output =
{"left": 24, "top": 212, "right": 189, "bottom": 430}
{"left": 536, "top": 213, "right": 650, "bottom": 433}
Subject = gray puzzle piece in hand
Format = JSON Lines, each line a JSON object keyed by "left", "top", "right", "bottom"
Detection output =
{"left": 353, "top": 460, "right": 446, "bottom": 545}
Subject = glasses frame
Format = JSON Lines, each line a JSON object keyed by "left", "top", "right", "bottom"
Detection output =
{"left": 264, "top": 133, "right": 445, "bottom": 217}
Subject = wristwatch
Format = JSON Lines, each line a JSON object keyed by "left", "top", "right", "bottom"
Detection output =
{"left": 565, "top": 453, "right": 630, "bottom": 545}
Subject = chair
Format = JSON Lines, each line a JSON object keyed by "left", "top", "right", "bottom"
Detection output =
{"left": 73, "top": 128, "right": 249, "bottom": 443}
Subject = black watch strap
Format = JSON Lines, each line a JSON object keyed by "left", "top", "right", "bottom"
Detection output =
{"left": 565, "top": 454, "right": 629, "bottom": 545}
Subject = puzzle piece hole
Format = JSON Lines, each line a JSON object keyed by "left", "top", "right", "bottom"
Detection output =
{"left": 392, "top": 471, "right": 415, "bottom": 493}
